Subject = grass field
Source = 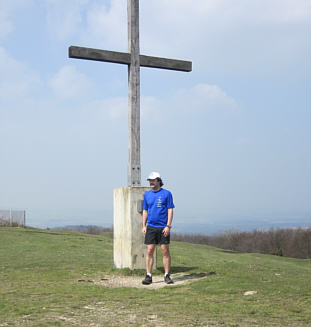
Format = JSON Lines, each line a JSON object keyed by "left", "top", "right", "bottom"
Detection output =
{"left": 0, "top": 227, "right": 311, "bottom": 326}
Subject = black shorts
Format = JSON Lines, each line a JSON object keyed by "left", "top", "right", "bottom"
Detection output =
{"left": 144, "top": 226, "right": 170, "bottom": 245}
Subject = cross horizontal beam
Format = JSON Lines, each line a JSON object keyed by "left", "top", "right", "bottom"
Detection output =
{"left": 69, "top": 46, "right": 192, "bottom": 72}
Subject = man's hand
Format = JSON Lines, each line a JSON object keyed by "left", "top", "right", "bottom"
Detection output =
{"left": 162, "top": 226, "right": 170, "bottom": 237}
{"left": 142, "top": 210, "right": 148, "bottom": 235}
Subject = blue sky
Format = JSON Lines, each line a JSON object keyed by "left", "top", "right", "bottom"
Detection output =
{"left": 1, "top": 0, "right": 310, "bottom": 233}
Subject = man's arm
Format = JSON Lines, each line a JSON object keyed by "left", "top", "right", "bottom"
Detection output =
{"left": 167, "top": 208, "right": 173, "bottom": 227}
{"left": 163, "top": 208, "right": 173, "bottom": 237}
{"left": 142, "top": 209, "right": 148, "bottom": 235}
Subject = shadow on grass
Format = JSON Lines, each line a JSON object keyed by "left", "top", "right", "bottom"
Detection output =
{"left": 158, "top": 266, "right": 198, "bottom": 274}
{"left": 173, "top": 272, "right": 215, "bottom": 282}
{"left": 112, "top": 266, "right": 199, "bottom": 276}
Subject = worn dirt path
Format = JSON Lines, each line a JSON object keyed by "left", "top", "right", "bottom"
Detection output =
{"left": 92, "top": 272, "right": 211, "bottom": 289}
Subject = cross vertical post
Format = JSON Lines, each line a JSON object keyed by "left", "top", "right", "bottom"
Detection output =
{"left": 128, "top": 0, "right": 141, "bottom": 186}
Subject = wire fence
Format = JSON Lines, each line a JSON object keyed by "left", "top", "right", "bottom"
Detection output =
{"left": 0, "top": 210, "right": 26, "bottom": 226}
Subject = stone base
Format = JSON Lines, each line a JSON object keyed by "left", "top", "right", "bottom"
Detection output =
{"left": 113, "top": 186, "right": 155, "bottom": 270}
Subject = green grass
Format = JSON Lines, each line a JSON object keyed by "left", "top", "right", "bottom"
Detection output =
{"left": 0, "top": 227, "right": 311, "bottom": 326}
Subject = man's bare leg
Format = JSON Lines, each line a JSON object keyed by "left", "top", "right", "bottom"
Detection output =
{"left": 161, "top": 244, "right": 171, "bottom": 274}
{"left": 146, "top": 244, "right": 156, "bottom": 274}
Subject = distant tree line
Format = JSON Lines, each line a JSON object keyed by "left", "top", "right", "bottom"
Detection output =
{"left": 4, "top": 222, "right": 310, "bottom": 259}
{"left": 171, "top": 228, "right": 311, "bottom": 259}
{"left": 56, "top": 225, "right": 311, "bottom": 259}
{"left": 0, "top": 219, "right": 19, "bottom": 227}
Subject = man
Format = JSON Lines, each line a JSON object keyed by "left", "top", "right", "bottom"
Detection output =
{"left": 142, "top": 171, "right": 175, "bottom": 285}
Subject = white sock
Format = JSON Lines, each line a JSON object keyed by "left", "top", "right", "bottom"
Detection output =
{"left": 164, "top": 273, "right": 169, "bottom": 277}
{"left": 147, "top": 273, "right": 152, "bottom": 277}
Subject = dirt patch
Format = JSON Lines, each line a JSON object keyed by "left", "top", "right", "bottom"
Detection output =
{"left": 90, "top": 272, "right": 213, "bottom": 289}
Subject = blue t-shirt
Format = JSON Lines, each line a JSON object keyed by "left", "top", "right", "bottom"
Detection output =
{"left": 143, "top": 188, "right": 175, "bottom": 228}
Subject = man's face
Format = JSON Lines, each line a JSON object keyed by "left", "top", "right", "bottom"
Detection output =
{"left": 148, "top": 178, "right": 160, "bottom": 190}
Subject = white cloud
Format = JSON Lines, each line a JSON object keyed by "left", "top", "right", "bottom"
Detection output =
{"left": 0, "top": 0, "right": 31, "bottom": 41}
{"left": 141, "top": 96, "right": 162, "bottom": 122}
{"left": 38, "top": 0, "right": 311, "bottom": 75}
{"left": 88, "top": 97, "right": 127, "bottom": 120}
{"left": 81, "top": 0, "right": 127, "bottom": 50}
{"left": 0, "top": 47, "right": 40, "bottom": 99}
{"left": 142, "top": 0, "right": 311, "bottom": 35}
{"left": 42, "top": 0, "right": 127, "bottom": 49}
{"left": 49, "top": 65, "right": 94, "bottom": 99}
{"left": 57, "top": 82, "right": 237, "bottom": 123}
{"left": 173, "top": 84, "right": 238, "bottom": 113}
{"left": 140, "top": 83, "right": 238, "bottom": 122}
{"left": 0, "top": 10, "right": 13, "bottom": 41}
{"left": 260, "top": 0, "right": 311, "bottom": 23}
{"left": 43, "top": 0, "right": 88, "bottom": 41}
{"left": 140, "top": 0, "right": 311, "bottom": 74}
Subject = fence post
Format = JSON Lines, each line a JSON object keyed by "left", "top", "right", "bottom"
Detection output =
{"left": 9, "top": 209, "right": 12, "bottom": 226}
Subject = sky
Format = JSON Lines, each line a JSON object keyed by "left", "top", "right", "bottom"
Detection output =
{"left": 1, "top": 0, "right": 310, "bottom": 234}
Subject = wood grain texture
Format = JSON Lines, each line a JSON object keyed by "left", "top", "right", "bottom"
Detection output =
{"left": 69, "top": 46, "right": 192, "bottom": 72}
{"left": 69, "top": 46, "right": 130, "bottom": 65}
{"left": 127, "top": 0, "right": 141, "bottom": 186}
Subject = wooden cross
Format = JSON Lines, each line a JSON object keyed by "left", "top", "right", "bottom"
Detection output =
{"left": 69, "top": 0, "right": 192, "bottom": 186}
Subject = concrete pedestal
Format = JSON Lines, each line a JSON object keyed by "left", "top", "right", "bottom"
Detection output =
{"left": 113, "top": 186, "right": 155, "bottom": 270}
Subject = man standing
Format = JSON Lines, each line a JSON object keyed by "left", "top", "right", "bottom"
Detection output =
{"left": 142, "top": 172, "right": 175, "bottom": 285}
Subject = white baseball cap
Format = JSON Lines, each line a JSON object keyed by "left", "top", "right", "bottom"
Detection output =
{"left": 147, "top": 171, "right": 161, "bottom": 180}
